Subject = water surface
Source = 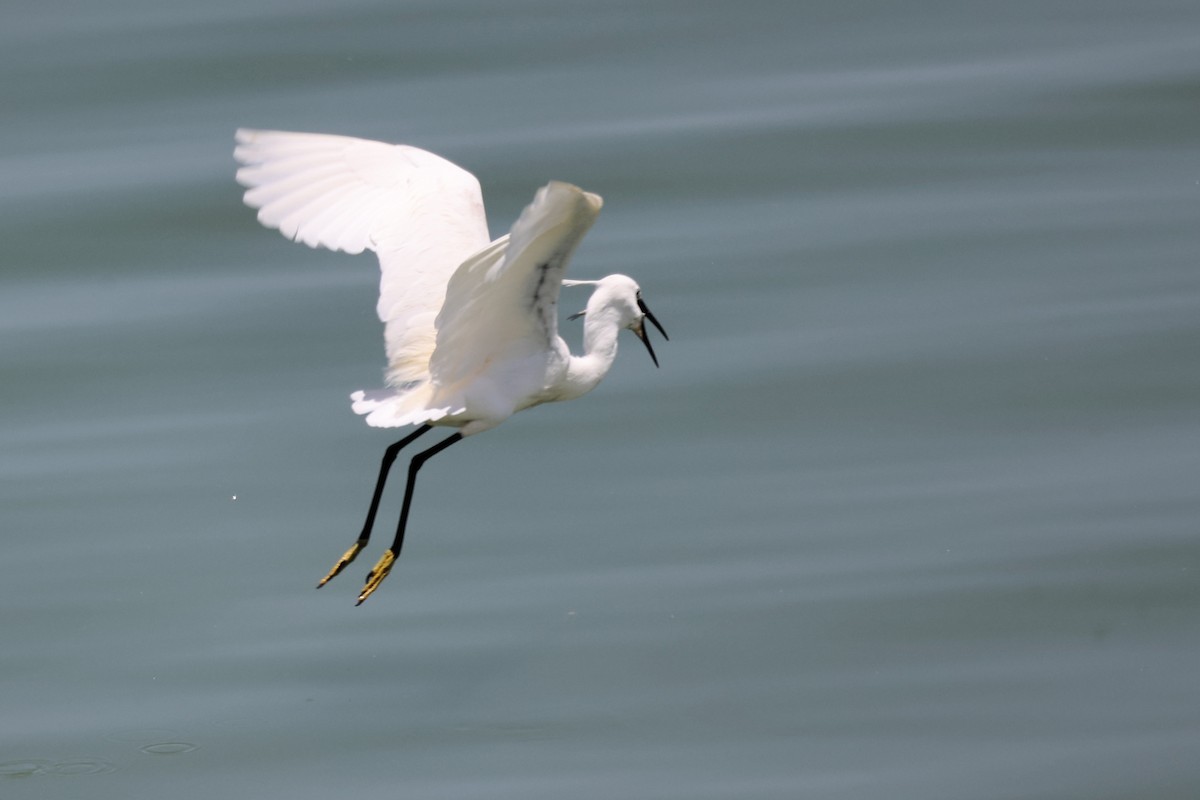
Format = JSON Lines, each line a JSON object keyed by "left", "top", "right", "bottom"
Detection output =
{"left": 3, "top": 1, "right": 1199, "bottom": 798}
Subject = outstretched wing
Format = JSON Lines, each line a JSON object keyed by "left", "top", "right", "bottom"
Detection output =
{"left": 429, "top": 181, "right": 603, "bottom": 393}
{"left": 233, "top": 129, "right": 491, "bottom": 384}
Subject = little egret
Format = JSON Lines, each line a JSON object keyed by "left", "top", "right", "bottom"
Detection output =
{"left": 233, "top": 129, "right": 667, "bottom": 604}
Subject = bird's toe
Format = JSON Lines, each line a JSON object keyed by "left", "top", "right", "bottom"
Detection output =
{"left": 317, "top": 538, "right": 368, "bottom": 589}
{"left": 356, "top": 550, "right": 397, "bottom": 605}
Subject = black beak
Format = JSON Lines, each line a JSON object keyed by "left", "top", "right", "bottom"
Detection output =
{"left": 634, "top": 296, "right": 669, "bottom": 368}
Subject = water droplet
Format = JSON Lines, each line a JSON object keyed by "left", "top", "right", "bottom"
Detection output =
{"left": 0, "top": 759, "right": 51, "bottom": 778}
{"left": 140, "top": 742, "right": 198, "bottom": 756}
{"left": 45, "top": 758, "right": 116, "bottom": 776}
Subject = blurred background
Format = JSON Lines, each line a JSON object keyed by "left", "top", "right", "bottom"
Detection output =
{"left": 2, "top": 1, "right": 1198, "bottom": 797}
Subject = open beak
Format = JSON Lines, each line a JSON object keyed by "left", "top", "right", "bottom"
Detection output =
{"left": 634, "top": 297, "right": 669, "bottom": 368}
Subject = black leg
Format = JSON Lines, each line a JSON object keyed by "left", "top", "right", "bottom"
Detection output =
{"left": 357, "top": 432, "right": 463, "bottom": 605}
{"left": 316, "top": 424, "right": 432, "bottom": 589}
{"left": 359, "top": 424, "right": 433, "bottom": 543}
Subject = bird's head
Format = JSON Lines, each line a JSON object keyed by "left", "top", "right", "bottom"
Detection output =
{"left": 564, "top": 274, "right": 669, "bottom": 367}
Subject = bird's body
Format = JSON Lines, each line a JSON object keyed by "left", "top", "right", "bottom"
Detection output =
{"left": 233, "top": 129, "right": 666, "bottom": 603}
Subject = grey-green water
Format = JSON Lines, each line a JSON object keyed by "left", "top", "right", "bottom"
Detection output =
{"left": 3, "top": 1, "right": 1199, "bottom": 797}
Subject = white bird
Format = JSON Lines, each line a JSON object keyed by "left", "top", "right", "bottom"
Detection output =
{"left": 233, "top": 129, "right": 667, "bottom": 604}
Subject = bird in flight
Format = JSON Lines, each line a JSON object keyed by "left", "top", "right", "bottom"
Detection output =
{"left": 233, "top": 129, "right": 667, "bottom": 604}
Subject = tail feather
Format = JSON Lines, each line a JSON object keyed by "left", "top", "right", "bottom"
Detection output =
{"left": 350, "top": 385, "right": 463, "bottom": 428}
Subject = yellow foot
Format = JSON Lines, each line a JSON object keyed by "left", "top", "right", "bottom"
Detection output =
{"left": 316, "top": 539, "right": 367, "bottom": 589}
{"left": 356, "top": 550, "right": 396, "bottom": 606}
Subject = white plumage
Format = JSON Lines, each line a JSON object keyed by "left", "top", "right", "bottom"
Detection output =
{"left": 234, "top": 129, "right": 489, "bottom": 389}
{"left": 234, "top": 129, "right": 667, "bottom": 603}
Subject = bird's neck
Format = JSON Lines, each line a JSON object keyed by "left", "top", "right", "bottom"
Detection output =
{"left": 562, "top": 307, "right": 621, "bottom": 400}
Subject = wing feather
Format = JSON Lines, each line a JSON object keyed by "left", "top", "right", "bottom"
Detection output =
{"left": 429, "top": 182, "right": 602, "bottom": 394}
{"left": 234, "top": 129, "right": 491, "bottom": 384}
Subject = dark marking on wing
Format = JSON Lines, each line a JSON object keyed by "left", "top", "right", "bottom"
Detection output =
{"left": 530, "top": 262, "right": 550, "bottom": 310}
{"left": 528, "top": 257, "right": 562, "bottom": 344}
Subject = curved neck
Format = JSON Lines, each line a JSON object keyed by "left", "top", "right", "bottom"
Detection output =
{"left": 561, "top": 305, "right": 621, "bottom": 400}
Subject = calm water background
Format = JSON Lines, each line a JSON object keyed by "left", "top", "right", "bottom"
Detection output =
{"left": 3, "top": 1, "right": 1199, "bottom": 797}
